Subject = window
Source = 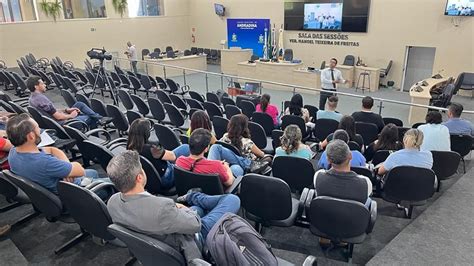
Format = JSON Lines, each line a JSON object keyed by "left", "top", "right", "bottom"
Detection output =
{"left": 0, "top": 0, "right": 37, "bottom": 23}
{"left": 128, "top": 0, "right": 164, "bottom": 17}
{"left": 62, "top": 0, "right": 106, "bottom": 19}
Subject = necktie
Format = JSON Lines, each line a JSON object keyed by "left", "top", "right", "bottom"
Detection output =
{"left": 331, "top": 69, "right": 336, "bottom": 89}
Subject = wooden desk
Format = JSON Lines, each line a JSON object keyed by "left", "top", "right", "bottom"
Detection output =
{"left": 293, "top": 69, "right": 321, "bottom": 94}
{"left": 144, "top": 55, "right": 207, "bottom": 78}
{"left": 221, "top": 48, "right": 253, "bottom": 75}
{"left": 354, "top": 66, "right": 381, "bottom": 92}
{"left": 408, "top": 77, "right": 449, "bottom": 125}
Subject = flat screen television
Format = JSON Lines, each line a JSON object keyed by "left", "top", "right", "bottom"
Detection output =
{"left": 214, "top": 3, "right": 225, "bottom": 16}
{"left": 284, "top": 0, "right": 371, "bottom": 32}
{"left": 444, "top": 0, "right": 473, "bottom": 16}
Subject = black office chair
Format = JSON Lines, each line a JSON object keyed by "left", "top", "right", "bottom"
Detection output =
{"left": 166, "top": 79, "right": 190, "bottom": 96}
{"left": 383, "top": 117, "right": 403, "bottom": 127}
{"left": 169, "top": 94, "right": 189, "bottom": 112}
{"left": 304, "top": 105, "right": 318, "bottom": 123}
{"left": 343, "top": 55, "right": 355, "bottom": 66}
{"left": 118, "top": 89, "right": 135, "bottom": 110}
{"left": 237, "top": 100, "right": 256, "bottom": 119}
{"left": 272, "top": 156, "right": 314, "bottom": 193}
{"left": 76, "top": 93, "right": 91, "bottom": 108}
{"left": 126, "top": 110, "right": 144, "bottom": 125}
{"left": 90, "top": 98, "right": 109, "bottom": 118}
{"left": 106, "top": 104, "right": 129, "bottom": 136}
{"left": 431, "top": 151, "right": 461, "bottom": 192}
{"left": 314, "top": 119, "right": 339, "bottom": 142}
{"left": 283, "top": 49, "right": 293, "bottom": 61}
{"left": 174, "top": 166, "right": 241, "bottom": 196}
{"left": 212, "top": 116, "right": 229, "bottom": 140}
{"left": 140, "top": 75, "right": 157, "bottom": 97}
{"left": 165, "top": 46, "right": 174, "bottom": 53}
{"left": 281, "top": 115, "right": 310, "bottom": 141}
{"left": 355, "top": 122, "right": 379, "bottom": 146}
{"left": 221, "top": 97, "right": 235, "bottom": 107}
{"left": 252, "top": 112, "right": 274, "bottom": 137}
{"left": 240, "top": 174, "right": 301, "bottom": 233}
{"left": 450, "top": 134, "right": 472, "bottom": 173}
{"left": 79, "top": 140, "right": 115, "bottom": 170}
{"left": 148, "top": 97, "right": 168, "bottom": 123}
{"left": 61, "top": 89, "right": 77, "bottom": 108}
{"left": 248, "top": 121, "right": 272, "bottom": 154}
{"left": 185, "top": 98, "right": 204, "bottom": 110}
{"left": 351, "top": 167, "right": 376, "bottom": 187}
{"left": 320, "top": 61, "right": 326, "bottom": 70}
{"left": 380, "top": 60, "right": 393, "bottom": 82}
{"left": 206, "top": 92, "right": 221, "bottom": 106}
{"left": 250, "top": 54, "right": 259, "bottom": 62}
{"left": 348, "top": 141, "right": 362, "bottom": 152}
{"left": 371, "top": 150, "right": 392, "bottom": 166}
{"left": 190, "top": 47, "right": 198, "bottom": 55}
{"left": 140, "top": 156, "right": 176, "bottom": 196}
{"left": 271, "top": 129, "right": 284, "bottom": 150}
{"left": 203, "top": 101, "right": 223, "bottom": 120}
{"left": 163, "top": 103, "right": 187, "bottom": 130}
{"left": 156, "top": 89, "right": 173, "bottom": 105}
{"left": 154, "top": 124, "right": 181, "bottom": 150}
{"left": 189, "top": 91, "right": 205, "bottom": 103}
{"left": 308, "top": 196, "right": 377, "bottom": 263}
{"left": 382, "top": 166, "right": 435, "bottom": 218}
{"left": 130, "top": 94, "right": 151, "bottom": 117}
{"left": 0, "top": 173, "right": 35, "bottom": 218}
{"left": 215, "top": 141, "right": 242, "bottom": 156}
{"left": 224, "top": 105, "right": 241, "bottom": 120}
{"left": 141, "top": 49, "right": 150, "bottom": 60}
{"left": 412, "top": 122, "right": 425, "bottom": 129}
{"left": 397, "top": 127, "right": 410, "bottom": 142}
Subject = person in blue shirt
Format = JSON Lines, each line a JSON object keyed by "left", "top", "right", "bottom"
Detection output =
{"left": 443, "top": 103, "right": 474, "bottom": 136}
{"left": 318, "top": 129, "right": 366, "bottom": 169}
{"left": 6, "top": 113, "right": 105, "bottom": 194}
{"left": 275, "top": 125, "right": 313, "bottom": 160}
{"left": 316, "top": 96, "right": 343, "bottom": 122}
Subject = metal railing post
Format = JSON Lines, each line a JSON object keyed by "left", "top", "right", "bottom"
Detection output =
{"left": 205, "top": 73, "right": 209, "bottom": 93}
{"left": 221, "top": 73, "right": 224, "bottom": 91}
{"left": 378, "top": 100, "right": 384, "bottom": 115}
{"left": 163, "top": 66, "right": 167, "bottom": 79}
{"left": 183, "top": 69, "right": 187, "bottom": 86}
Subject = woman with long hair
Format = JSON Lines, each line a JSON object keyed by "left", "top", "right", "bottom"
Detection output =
{"left": 187, "top": 110, "right": 217, "bottom": 144}
{"left": 319, "top": 115, "right": 364, "bottom": 150}
{"left": 275, "top": 125, "right": 312, "bottom": 160}
{"left": 364, "top": 123, "right": 403, "bottom": 161}
{"left": 127, "top": 118, "right": 189, "bottom": 188}
{"left": 256, "top": 93, "right": 279, "bottom": 126}
{"left": 284, "top": 93, "right": 312, "bottom": 128}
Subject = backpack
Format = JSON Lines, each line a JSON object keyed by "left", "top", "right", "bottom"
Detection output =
{"left": 206, "top": 213, "right": 278, "bottom": 266}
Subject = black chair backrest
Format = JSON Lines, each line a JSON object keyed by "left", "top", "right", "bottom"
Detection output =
{"left": 165, "top": 46, "right": 173, "bottom": 52}
{"left": 81, "top": 140, "right": 114, "bottom": 170}
{"left": 155, "top": 76, "right": 167, "bottom": 90}
{"left": 108, "top": 224, "right": 185, "bottom": 266}
{"left": 212, "top": 116, "right": 229, "bottom": 140}
{"left": 450, "top": 134, "right": 473, "bottom": 157}
{"left": 154, "top": 124, "right": 181, "bottom": 150}
{"left": 156, "top": 89, "right": 172, "bottom": 104}
{"left": 41, "top": 115, "right": 72, "bottom": 139}
{"left": 355, "top": 122, "right": 379, "bottom": 145}
{"left": 140, "top": 156, "right": 167, "bottom": 195}
{"left": 203, "top": 101, "right": 223, "bottom": 120}
{"left": 169, "top": 94, "right": 188, "bottom": 110}
{"left": 163, "top": 103, "right": 185, "bottom": 128}
{"left": 148, "top": 97, "right": 166, "bottom": 122}
{"left": 348, "top": 141, "right": 361, "bottom": 152}
{"left": 130, "top": 94, "right": 150, "bottom": 116}
{"left": 281, "top": 115, "right": 307, "bottom": 138}
{"left": 314, "top": 119, "right": 339, "bottom": 142}
{"left": 106, "top": 104, "right": 129, "bottom": 132}
{"left": 9, "top": 101, "right": 27, "bottom": 114}
{"left": 140, "top": 75, "right": 153, "bottom": 90}
{"left": 371, "top": 150, "right": 392, "bottom": 166}
{"left": 189, "top": 91, "right": 205, "bottom": 103}
{"left": 221, "top": 97, "right": 236, "bottom": 107}
{"left": 397, "top": 127, "right": 410, "bottom": 142}
{"left": 252, "top": 112, "right": 274, "bottom": 136}
{"left": 283, "top": 49, "right": 293, "bottom": 61}
{"left": 271, "top": 129, "right": 284, "bottom": 150}
{"left": 309, "top": 196, "right": 370, "bottom": 239}
{"left": 383, "top": 117, "right": 403, "bottom": 127}
{"left": 0, "top": 173, "right": 20, "bottom": 201}
{"left": 250, "top": 54, "right": 259, "bottom": 61}
{"left": 237, "top": 100, "right": 255, "bottom": 119}
{"left": 126, "top": 110, "right": 143, "bottom": 125}
{"left": 248, "top": 121, "right": 267, "bottom": 150}
{"left": 90, "top": 98, "right": 108, "bottom": 117}
{"left": 142, "top": 49, "right": 150, "bottom": 60}
{"left": 304, "top": 105, "right": 318, "bottom": 123}
{"left": 3, "top": 170, "right": 63, "bottom": 219}
{"left": 191, "top": 47, "right": 198, "bottom": 55}
{"left": 61, "top": 89, "right": 77, "bottom": 108}
{"left": 272, "top": 156, "right": 315, "bottom": 193}
{"left": 224, "top": 105, "right": 241, "bottom": 120}
{"left": 343, "top": 55, "right": 355, "bottom": 66}
{"left": 431, "top": 151, "right": 461, "bottom": 180}
{"left": 206, "top": 92, "right": 221, "bottom": 105}
{"left": 57, "top": 181, "right": 115, "bottom": 240}
{"left": 174, "top": 166, "right": 224, "bottom": 196}
{"left": 240, "top": 174, "right": 293, "bottom": 221}
{"left": 351, "top": 167, "right": 375, "bottom": 184}
{"left": 27, "top": 106, "right": 48, "bottom": 128}
{"left": 384, "top": 166, "right": 435, "bottom": 202}
{"left": 118, "top": 89, "right": 135, "bottom": 110}
{"left": 185, "top": 98, "right": 204, "bottom": 110}
{"left": 153, "top": 48, "right": 161, "bottom": 54}
{"left": 183, "top": 50, "right": 192, "bottom": 56}
{"left": 412, "top": 122, "right": 425, "bottom": 129}
{"left": 166, "top": 51, "right": 176, "bottom": 58}
{"left": 128, "top": 75, "right": 142, "bottom": 91}
{"left": 64, "top": 125, "right": 88, "bottom": 144}
{"left": 0, "top": 100, "right": 15, "bottom": 113}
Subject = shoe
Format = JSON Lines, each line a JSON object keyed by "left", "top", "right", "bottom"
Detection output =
{"left": 319, "top": 238, "right": 331, "bottom": 249}
{"left": 249, "top": 160, "right": 269, "bottom": 174}
{"left": 0, "top": 224, "right": 11, "bottom": 237}
{"left": 176, "top": 188, "right": 202, "bottom": 204}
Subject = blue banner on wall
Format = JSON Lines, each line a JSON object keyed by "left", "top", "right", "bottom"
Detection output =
{"left": 227, "top": 18, "right": 270, "bottom": 57}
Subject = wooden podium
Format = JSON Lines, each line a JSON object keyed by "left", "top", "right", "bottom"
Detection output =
{"left": 408, "top": 77, "right": 449, "bottom": 125}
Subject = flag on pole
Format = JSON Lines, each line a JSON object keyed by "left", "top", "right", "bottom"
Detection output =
{"left": 263, "top": 26, "right": 268, "bottom": 59}
{"left": 271, "top": 24, "right": 277, "bottom": 59}
{"left": 278, "top": 25, "right": 284, "bottom": 61}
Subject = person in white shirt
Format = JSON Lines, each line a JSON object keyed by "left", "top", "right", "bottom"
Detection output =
{"left": 125, "top": 41, "right": 138, "bottom": 74}
{"left": 319, "top": 58, "right": 349, "bottom": 110}
{"left": 318, "top": 15, "right": 324, "bottom": 29}
{"left": 418, "top": 111, "right": 450, "bottom": 151}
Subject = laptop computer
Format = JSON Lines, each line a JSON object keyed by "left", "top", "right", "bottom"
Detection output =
{"left": 244, "top": 82, "right": 260, "bottom": 93}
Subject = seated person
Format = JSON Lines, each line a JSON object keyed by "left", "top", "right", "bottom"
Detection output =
{"left": 284, "top": 94, "right": 314, "bottom": 129}
{"left": 377, "top": 129, "right": 433, "bottom": 177}
{"left": 176, "top": 129, "right": 235, "bottom": 187}
{"left": 107, "top": 150, "right": 240, "bottom": 263}
{"left": 351, "top": 96, "right": 385, "bottom": 132}
{"left": 27, "top": 76, "right": 104, "bottom": 128}
{"left": 275, "top": 125, "right": 312, "bottom": 160}
{"left": 7, "top": 113, "right": 105, "bottom": 194}
{"left": 127, "top": 118, "right": 190, "bottom": 189}
{"left": 316, "top": 96, "right": 343, "bottom": 122}
{"left": 186, "top": 110, "right": 217, "bottom": 144}
{"left": 364, "top": 123, "right": 403, "bottom": 162}
{"left": 319, "top": 115, "right": 364, "bottom": 150}
{"left": 443, "top": 103, "right": 473, "bottom": 136}
{"left": 0, "top": 136, "right": 12, "bottom": 170}
{"left": 256, "top": 94, "right": 279, "bottom": 127}
{"left": 418, "top": 111, "right": 450, "bottom": 151}
{"left": 318, "top": 130, "right": 366, "bottom": 169}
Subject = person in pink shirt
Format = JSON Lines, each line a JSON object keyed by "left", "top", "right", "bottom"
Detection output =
{"left": 256, "top": 94, "right": 279, "bottom": 127}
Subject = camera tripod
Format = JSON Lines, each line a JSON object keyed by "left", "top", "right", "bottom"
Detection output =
{"left": 89, "top": 58, "right": 119, "bottom": 106}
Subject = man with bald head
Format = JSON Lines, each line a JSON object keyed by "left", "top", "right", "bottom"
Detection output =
{"left": 125, "top": 41, "right": 138, "bottom": 73}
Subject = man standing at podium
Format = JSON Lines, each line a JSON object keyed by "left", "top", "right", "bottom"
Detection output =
{"left": 319, "top": 58, "right": 349, "bottom": 110}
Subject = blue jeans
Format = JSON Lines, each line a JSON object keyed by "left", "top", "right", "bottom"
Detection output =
{"left": 72, "top": 101, "right": 102, "bottom": 128}
{"left": 161, "top": 144, "right": 191, "bottom": 188}
{"left": 207, "top": 144, "right": 250, "bottom": 177}
{"left": 187, "top": 192, "right": 240, "bottom": 239}
{"left": 73, "top": 169, "right": 112, "bottom": 200}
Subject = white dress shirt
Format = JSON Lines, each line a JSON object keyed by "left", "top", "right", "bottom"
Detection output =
{"left": 321, "top": 67, "right": 345, "bottom": 90}
{"left": 127, "top": 45, "right": 138, "bottom": 61}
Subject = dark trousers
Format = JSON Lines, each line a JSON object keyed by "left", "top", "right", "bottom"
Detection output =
{"left": 319, "top": 88, "right": 337, "bottom": 110}
{"left": 131, "top": 61, "right": 138, "bottom": 74}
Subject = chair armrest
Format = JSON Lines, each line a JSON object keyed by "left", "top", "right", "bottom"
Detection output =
{"left": 108, "top": 142, "right": 127, "bottom": 152}
{"left": 305, "top": 189, "right": 315, "bottom": 221}
{"left": 85, "top": 180, "right": 106, "bottom": 190}
{"left": 43, "top": 129, "right": 57, "bottom": 136}
{"left": 172, "top": 127, "right": 184, "bottom": 135}
{"left": 63, "top": 61, "right": 74, "bottom": 69}
{"left": 225, "top": 175, "right": 242, "bottom": 194}
{"left": 85, "top": 128, "right": 112, "bottom": 145}
{"left": 298, "top": 188, "right": 310, "bottom": 218}
{"left": 302, "top": 255, "right": 317, "bottom": 266}
{"left": 11, "top": 97, "right": 29, "bottom": 104}
{"left": 89, "top": 182, "right": 117, "bottom": 193}
{"left": 180, "top": 85, "right": 191, "bottom": 94}
{"left": 189, "top": 259, "right": 211, "bottom": 266}
{"left": 106, "top": 137, "right": 128, "bottom": 148}
{"left": 0, "top": 157, "right": 8, "bottom": 165}
{"left": 366, "top": 200, "right": 377, "bottom": 234}
{"left": 64, "top": 119, "right": 89, "bottom": 132}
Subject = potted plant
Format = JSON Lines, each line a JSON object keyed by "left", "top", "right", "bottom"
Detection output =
{"left": 112, "top": 0, "right": 128, "bottom": 18}
{"left": 39, "top": 0, "right": 62, "bottom": 22}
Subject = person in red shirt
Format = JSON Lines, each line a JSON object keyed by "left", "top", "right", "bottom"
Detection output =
{"left": 176, "top": 128, "right": 234, "bottom": 187}
{"left": 0, "top": 136, "right": 13, "bottom": 169}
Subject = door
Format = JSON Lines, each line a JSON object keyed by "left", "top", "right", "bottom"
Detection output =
{"left": 401, "top": 46, "right": 436, "bottom": 92}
